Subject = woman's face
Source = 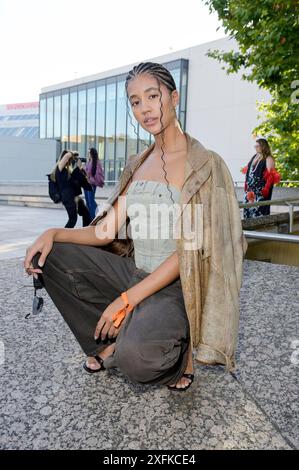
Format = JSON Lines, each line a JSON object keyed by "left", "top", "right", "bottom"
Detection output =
{"left": 127, "top": 73, "right": 179, "bottom": 135}
{"left": 254, "top": 141, "right": 262, "bottom": 154}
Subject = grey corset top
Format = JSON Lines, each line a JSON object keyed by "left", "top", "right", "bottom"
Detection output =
{"left": 126, "top": 180, "right": 181, "bottom": 273}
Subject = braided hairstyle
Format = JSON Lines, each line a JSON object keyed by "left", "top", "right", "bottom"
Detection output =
{"left": 125, "top": 61, "right": 182, "bottom": 204}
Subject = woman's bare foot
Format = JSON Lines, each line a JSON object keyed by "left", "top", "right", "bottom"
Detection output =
{"left": 167, "top": 343, "right": 194, "bottom": 390}
{"left": 85, "top": 342, "right": 116, "bottom": 371}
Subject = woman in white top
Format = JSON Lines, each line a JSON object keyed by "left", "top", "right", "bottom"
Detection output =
{"left": 24, "top": 62, "right": 195, "bottom": 391}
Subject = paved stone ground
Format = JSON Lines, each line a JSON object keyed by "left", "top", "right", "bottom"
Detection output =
{"left": 0, "top": 205, "right": 90, "bottom": 261}
{"left": 0, "top": 206, "right": 298, "bottom": 450}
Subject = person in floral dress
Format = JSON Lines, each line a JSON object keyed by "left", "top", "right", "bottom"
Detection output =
{"left": 241, "top": 138, "right": 281, "bottom": 219}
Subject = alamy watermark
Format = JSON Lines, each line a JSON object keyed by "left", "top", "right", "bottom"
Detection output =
{"left": 95, "top": 198, "right": 204, "bottom": 251}
{"left": 290, "top": 80, "right": 299, "bottom": 104}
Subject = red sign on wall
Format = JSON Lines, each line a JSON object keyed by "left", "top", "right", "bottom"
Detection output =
{"left": 6, "top": 102, "right": 39, "bottom": 110}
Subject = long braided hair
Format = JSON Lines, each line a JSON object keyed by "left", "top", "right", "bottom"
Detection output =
{"left": 125, "top": 62, "right": 182, "bottom": 205}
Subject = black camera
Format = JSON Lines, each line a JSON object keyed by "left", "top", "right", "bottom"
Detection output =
{"left": 70, "top": 151, "right": 86, "bottom": 163}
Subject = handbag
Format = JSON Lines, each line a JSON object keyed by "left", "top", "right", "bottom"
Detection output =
{"left": 46, "top": 173, "right": 61, "bottom": 204}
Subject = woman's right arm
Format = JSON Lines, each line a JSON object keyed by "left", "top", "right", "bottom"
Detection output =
{"left": 58, "top": 152, "right": 73, "bottom": 171}
{"left": 24, "top": 183, "right": 130, "bottom": 275}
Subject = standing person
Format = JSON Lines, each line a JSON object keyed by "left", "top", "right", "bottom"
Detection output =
{"left": 51, "top": 150, "right": 93, "bottom": 228}
{"left": 24, "top": 62, "right": 247, "bottom": 392}
{"left": 83, "top": 147, "right": 104, "bottom": 220}
{"left": 242, "top": 138, "right": 281, "bottom": 219}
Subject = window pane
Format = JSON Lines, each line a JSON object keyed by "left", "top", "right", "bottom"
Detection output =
{"left": 171, "top": 68, "right": 180, "bottom": 90}
{"left": 96, "top": 85, "right": 105, "bottom": 162}
{"left": 39, "top": 98, "right": 46, "bottom": 139}
{"left": 46, "top": 96, "right": 54, "bottom": 138}
{"left": 126, "top": 89, "right": 138, "bottom": 158}
{"left": 54, "top": 95, "right": 61, "bottom": 139}
{"left": 171, "top": 67, "right": 181, "bottom": 117}
{"left": 179, "top": 65, "right": 188, "bottom": 129}
{"left": 105, "top": 82, "right": 116, "bottom": 182}
{"left": 69, "top": 90, "right": 78, "bottom": 150}
{"left": 180, "top": 68, "right": 187, "bottom": 112}
{"left": 78, "top": 88, "right": 86, "bottom": 157}
{"left": 61, "top": 92, "right": 69, "bottom": 149}
{"left": 115, "top": 80, "right": 126, "bottom": 179}
{"left": 87, "top": 87, "right": 96, "bottom": 150}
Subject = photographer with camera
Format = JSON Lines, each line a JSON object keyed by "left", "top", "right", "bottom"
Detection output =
{"left": 52, "top": 149, "right": 93, "bottom": 228}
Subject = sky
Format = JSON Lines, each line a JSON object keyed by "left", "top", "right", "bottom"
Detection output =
{"left": 0, "top": 0, "right": 225, "bottom": 104}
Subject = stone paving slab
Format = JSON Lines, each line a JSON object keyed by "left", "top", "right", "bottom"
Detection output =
{"left": 235, "top": 260, "right": 299, "bottom": 449}
{"left": 0, "top": 257, "right": 296, "bottom": 450}
{"left": 0, "top": 205, "right": 87, "bottom": 260}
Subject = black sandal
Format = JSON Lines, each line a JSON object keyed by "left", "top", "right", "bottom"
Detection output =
{"left": 167, "top": 373, "right": 194, "bottom": 391}
{"left": 83, "top": 354, "right": 106, "bottom": 374}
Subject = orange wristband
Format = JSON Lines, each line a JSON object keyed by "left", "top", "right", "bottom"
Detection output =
{"left": 112, "top": 291, "right": 134, "bottom": 328}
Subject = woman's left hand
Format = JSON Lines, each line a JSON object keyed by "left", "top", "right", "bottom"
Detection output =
{"left": 76, "top": 158, "right": 83, "bottom": 169}
{"left": 94, "top": 296, "right": 130, "bottom": 341}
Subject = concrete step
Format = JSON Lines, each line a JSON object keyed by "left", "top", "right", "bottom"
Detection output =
{"left": 0, "top": 193, "right": 106, "bottom": 209}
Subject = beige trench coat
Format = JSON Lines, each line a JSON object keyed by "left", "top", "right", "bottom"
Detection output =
{"left": 89, "top": 132, "right": 248, "bottom": 373}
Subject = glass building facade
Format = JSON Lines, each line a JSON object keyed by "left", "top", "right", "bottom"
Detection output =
{"left": 39, "top": 59, "right": 188, "bottom": 184}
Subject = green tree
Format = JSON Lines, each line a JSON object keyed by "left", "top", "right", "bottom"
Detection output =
{"left": 203, "top": 0, "right": 299, "bottom": 184}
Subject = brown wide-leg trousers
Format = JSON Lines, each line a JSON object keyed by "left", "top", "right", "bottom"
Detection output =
{"left": 32, "top": 242, "right": 190, "bottom": 386}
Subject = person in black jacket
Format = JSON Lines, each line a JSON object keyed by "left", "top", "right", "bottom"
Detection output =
{"left": 52, "top": 150, "right": 93, "bottom": 228}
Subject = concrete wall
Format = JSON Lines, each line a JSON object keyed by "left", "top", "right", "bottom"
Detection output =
{"left": 0, "top": 137, "right": 58, "bottom": 182}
